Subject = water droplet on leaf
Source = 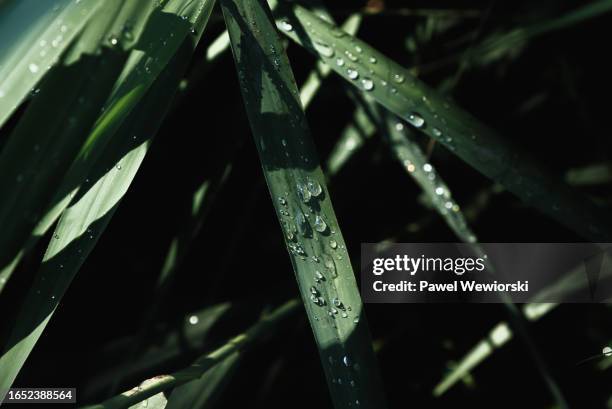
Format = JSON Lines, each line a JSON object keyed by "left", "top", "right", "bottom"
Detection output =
{"left": 314, "top": 215, "right": 328, "bottom": 233}
{"left": 407, "top": 112, "right": 425, "bottom": 128}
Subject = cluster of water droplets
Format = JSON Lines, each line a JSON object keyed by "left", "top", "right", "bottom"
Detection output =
{"left": 394, "top": 122, "right": 476, "bottom": 243}
{"left": 327, "top": 352, "right": 363, "bottom": 406}
{"left": 284, "top": 11, "right": 473, "bottom": 164}
{"left": 276, "top": 174, "right": 360, "bottom": 327}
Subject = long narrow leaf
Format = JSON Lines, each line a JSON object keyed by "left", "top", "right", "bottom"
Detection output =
{"left": 0, "top": 0, "right": 101, "bottom": 127}
{"left": 221, "top": 1, "right": 387, "bottom": 408}
{"left": 0, "top": 0, "right": 130, "bottom": 293}
{"left": 273, "top": 2, "right": 612, "bottom": 242}
{"left": 0, "top": 0, "right": 216, "bottom": 391}
{"left": 82, "top": 299, "right": 300, "bottom": 409}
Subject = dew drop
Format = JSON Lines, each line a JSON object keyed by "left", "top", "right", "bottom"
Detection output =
{"left": 314, "top": 215, "right": 328, "bottom": 233}
{"left": 297, "top": 182, "right": 312, "bottom": 203}
{"left": 369, "top": 56, "right": 377, "bottom": 63}
{"left": 329, "top": 239, "right": 338, "bottom": 249}
{"left": 361, "top": 78, "right": 374, "bottom": 91}
{"left": 423, "top": 163, "right": 433, "bottom": 172}
{"left": 435, "top": 187, "right": 445, "bottom": 195}
{"left": 407, "top": 112, "right": 425, "bottom": 128}
{"left": 432, "top": 128, "right": 442, "bottom": 137}
{"left": 307, "top": 178, "right": 323, "bottom": 197}
{"left": 188, "top": 315, "right": 199, "bottom": 325}
{"left": 279, "top": 20, "right": 293, "bottom": 31}
{"left": 28, "top": 63, "right": 39, "bottom": 73}
{"left": 344, "top": 50, "right": 358, "bottom": 62}
{"left": 336, "top": 57, "right": 345, "bottom": 67}
{"left": 323, "top": 254, "right": 337, "bottom": 278}
{"left": 392, "top": 73, "right": 405, "bottom": 83}
{"left": 315, "top": 271, "right": 324, "bottom": 281}
{"left": 603, "top": 346, "right": 612, "bottom": 357}
{"left": 342, "top": 355, "right": 352, "bottom": 367}
{"left": 313, "top": 40, "right": 334, "bottom": 57}
{"left": 295, "top": 211, "right": 310, "bottom": 236}
{"left": 109, "top": 35, "right": 119, "bottom": 46}
{"left": 395, "top": 123, "right": 404, "bottom": 132}
{"left": 347, "top": 68, "right": 359, "bottom": 80}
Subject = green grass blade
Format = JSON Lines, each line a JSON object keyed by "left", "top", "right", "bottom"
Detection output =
{"left": 372, "top": 102, "right": 477, "bottom": 243}
{"left": 82, "top": 303, "right": 232, "bottom": 399}
{"left": 0, "top": 0, "right": 130, "bottom": 292}
{"left": 273, "top": 2, "right": 612, "bottom": 242}
{"left": 165, "top": 352, "right": 241, "bottom": 409}
{"left": 470, "top": 0, "right": 612, "bottom": 68}
{"left": 127, "top": 379, "right": 168, "bottom": 409}
{"left": 0, "top": 0, "right": 101, "bottom": 128}
{"left": 299, "top": 14, "right": 361, "bottom": 109}
{"left": 220, "top": 1, "right": 387, "bottom": 408}
{"left": 81, "top": 300, "right": 300, "bottom": 409}
{"left": 369, "top": 101, "right": 569, "bottom": 407}
{"left": 0, "top": 0, "right": 159, "bottom": 291}
{"left": 0, "top": 0, "right": 217, "bottom": 291}
{"left": 0, "top": 63, "right": 175, "bottom": 394}
{"left": 326, "top": 105, "right": 375, "bottom": 176}
{"left": 434, "top": 302, "right": 558, "bottom": 396}
{"left": 0, "top": 1, "right": 216, "bottom": 391}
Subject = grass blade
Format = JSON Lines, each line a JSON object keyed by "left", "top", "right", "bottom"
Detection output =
{"left": 220, "top": 1, "right": 387, "bottom": 408}
{"left": 0, "top": 0, "right": 130, "bottom": 292}
{"left": 0, "top": 0, "right": 216, "bottom": 391}
{"left": 299, "top": 14, "right": 361, "bottom": 109}
{"left": 434, "top": 302, "right": 559, "bottom": 396}
{"left": 274, "top": 2, "right": 612, "bottom": 241}
{"left": 326, "top": 105, "right": 375, "bottom": 177}
{"left": 82, "top": 303, "right": 232, "bottom": 400}
{"left": 165, "top": 352, "right": 240, "bottom": 409}
{"left": 82, "top": 300, "right": 300, "bottom": 409}
{"left": 0, "top": 0, "right": 101, "bottom": 127}
{"left": 372, "top": 102, "right": 477, "bottom": 242}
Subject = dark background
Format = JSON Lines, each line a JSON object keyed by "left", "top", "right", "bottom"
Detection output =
{"left": 2, "top": 0, "right": 612, "bottom": 408}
